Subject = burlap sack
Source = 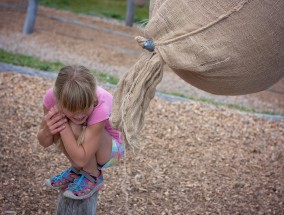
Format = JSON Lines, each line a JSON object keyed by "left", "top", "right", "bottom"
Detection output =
{"left": 111, "top": 0, "right": 284, "bottom": 147}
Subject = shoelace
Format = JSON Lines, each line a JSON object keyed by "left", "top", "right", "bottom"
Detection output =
{"left": 52, "top": 168, "right": 71, "bottom": 183}
{"left": 68, "top": 175, "right": 89, "bottom": 192}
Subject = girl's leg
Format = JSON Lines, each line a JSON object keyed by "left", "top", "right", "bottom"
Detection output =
{"left": 45, "top": 144, "right": 79, "bottom": 190}
{"left": 63, "top": 130, "right": 112, "bottom": 199}
{"left": 60, "top": 143, "right": 81, "bottom": 170}
{"left": 44, "top": 131, "right": 81, "bottom": 190}
{"left": 82, "top": 129, "right": 112, "bottom": 177}
{"left": 60, "top": 121, "right": 83, "bottom": 169}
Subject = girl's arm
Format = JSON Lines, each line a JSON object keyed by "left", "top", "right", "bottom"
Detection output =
{"left": 59, "top": 120, "right": 106, "bottom": 167}
{"left": 69, "top": 121, "right": 84, "bottom": 140}
{"left": 37, "top": 106, "right": 67, "bottom": 148}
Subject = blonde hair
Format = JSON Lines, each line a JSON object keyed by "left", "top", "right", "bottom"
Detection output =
{"left": 54, "top": 65, "right": 98, "bottom": 112}
{"left": 54, "top": 65, "right": 96, "bottom": 151}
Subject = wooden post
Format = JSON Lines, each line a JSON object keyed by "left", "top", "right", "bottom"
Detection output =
{"left": 56, "top": 192, "right": 99, "bottom": 215}
{"left": 23, "top": 0, "right": 38, "bottom": 35}
{"left": 126, "top": 0, "right": 135, "bottom": 27}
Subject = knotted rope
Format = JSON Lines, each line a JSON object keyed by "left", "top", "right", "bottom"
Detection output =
{"left": 110, "top": 36, "right": 164, "bottom": 148}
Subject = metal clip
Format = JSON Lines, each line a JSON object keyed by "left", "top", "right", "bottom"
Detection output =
{"left": 143, "top": 39, "right": 155, "bottom": 52}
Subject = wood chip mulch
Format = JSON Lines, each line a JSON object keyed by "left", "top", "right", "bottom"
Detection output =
{"left": 1, "top": 72, "right": 284, "bottom": 215}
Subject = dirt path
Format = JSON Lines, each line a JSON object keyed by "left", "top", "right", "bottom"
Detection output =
{"left": 0, "top": 1, "right": 283, "bottom": 115}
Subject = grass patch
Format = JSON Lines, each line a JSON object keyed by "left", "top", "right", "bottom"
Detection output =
{"left": 0, "top": 49, "right": 63, "bottom": 72}
{"left": 93, "top": 71, "right": 119, "bottom": 85}
{"left": 165, "top": 91, "right": 282, "bottom": 116}
{"left": 169, "top": 92, "right": 188, "bottom": 98}
{"left": 0, "top": 49, "right": 119, "bottom": 85}
{"left": 38, "top": 0, "right": 149, "bottom": 23}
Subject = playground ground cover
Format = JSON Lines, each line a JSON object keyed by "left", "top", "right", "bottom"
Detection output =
{"left": 0, "top": 72, "right": 283, "bottom": 214}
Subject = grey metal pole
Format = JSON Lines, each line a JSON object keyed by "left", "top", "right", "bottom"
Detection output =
{"left": 23, "top": 0, "right": 38, "bottom": 35}
{"left": 126, "top": 0, "right": 135, "bottom": 27}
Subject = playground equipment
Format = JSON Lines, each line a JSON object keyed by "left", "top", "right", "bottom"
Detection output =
{"left": 110, "top": 0, "right": 284, "bottom": 147}
{"left": 23, "top": 0, "right": 38, "bottom": 35}
{"left": 126, "top": 0, "right": 148, "bottom": 26}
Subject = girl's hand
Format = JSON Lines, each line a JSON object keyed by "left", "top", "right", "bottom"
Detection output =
{"left": 43, "top": 106, "right": 67, "bottom": 135}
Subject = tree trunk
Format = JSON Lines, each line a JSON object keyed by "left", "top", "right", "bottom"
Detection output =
{"left": 23, "top": 0, "right": 38, "bottom": 35}
{"left": 56, "top": 192, "right": 99, "bottom": 215}
{"left": 126, "top": 0, "right": 135, "bottom": 27}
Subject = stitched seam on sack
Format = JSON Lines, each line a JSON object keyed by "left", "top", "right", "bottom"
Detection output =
{"left": 157, "top": 0, "right": 250, "bottom": 46}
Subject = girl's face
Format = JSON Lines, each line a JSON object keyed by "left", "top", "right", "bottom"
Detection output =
{"left": 60, "top": 105, "right": 94, "bottom": 125}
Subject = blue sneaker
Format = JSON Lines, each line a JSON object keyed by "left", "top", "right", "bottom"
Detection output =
{"left": 63, "top": 170, "right": 104, "bottom": 200}
{"left": 44, "top": 167, "right": 80, "bottom": 190}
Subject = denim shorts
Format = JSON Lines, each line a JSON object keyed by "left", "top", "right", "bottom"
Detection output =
{"left": 98, "top": 139, "right": 124, "bottom": 169}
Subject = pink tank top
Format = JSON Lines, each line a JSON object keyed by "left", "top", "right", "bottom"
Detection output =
{"left": 43, "top": 87, "right": 122, "bottom": 143}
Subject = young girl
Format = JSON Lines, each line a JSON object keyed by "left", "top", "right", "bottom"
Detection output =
{"left": 37, "top": 65, "right": 124, "bottom": 200}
